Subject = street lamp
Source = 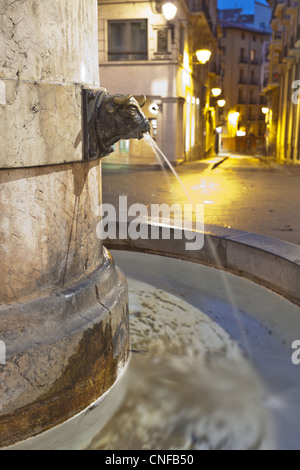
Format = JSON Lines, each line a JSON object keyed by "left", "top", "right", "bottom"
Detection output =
{"left": 196, "top": 49, "right": 212, "bottom": 65}
{"left": 261, "top": 107, "right": 270, "bottom": 115}
{"left": 217, "top": 98, "right": 226, "bottom": 107}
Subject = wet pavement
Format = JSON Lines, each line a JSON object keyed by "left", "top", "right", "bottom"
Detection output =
{"left": 102, "top": 154, "right": 300, "bottom": 245}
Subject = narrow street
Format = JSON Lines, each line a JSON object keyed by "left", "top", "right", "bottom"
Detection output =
{"left": 102, "top": 154, "right": 300, "bottom": 245}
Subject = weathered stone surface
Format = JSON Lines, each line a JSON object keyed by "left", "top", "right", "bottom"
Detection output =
{"left": 0, "top": 80, "right": 83, "bottom": 168}
{"left": 0, "top": 161, "right": 103, "bottom": 305}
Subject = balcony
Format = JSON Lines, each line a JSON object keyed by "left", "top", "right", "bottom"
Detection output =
{"left": 286, "top": 0, "right": 298, "bottom": 16}
{"left": 274, "top": 0, "right": 285, "bottom": 19}
{"left": 280, "top": 13, "right": 291, "bottom": 26}
{"left": 239, "top": 57, "right": 249, "bottom": 64}
{"left": 281, "top": 44, "right": 294, "bottom": 63}
{"left": 186, "top": 0, "right": 215, "bottom": 37}
{"left": 238, "top": 78, "right": 247, "bottom": 85}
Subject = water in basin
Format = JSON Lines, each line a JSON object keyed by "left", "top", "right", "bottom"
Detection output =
{"left": 87, "top": 251, "right": 300, "bottom": 451}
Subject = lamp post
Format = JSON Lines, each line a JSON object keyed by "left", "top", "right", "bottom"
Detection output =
{"left": 212, "top": 88, "right": 222, "bottom": 98}
{"left": 156, "top": 1, "right": 178, "bottom": 44}
{"left": 162, "top": 2, "right": 177, "bottom": 20}
{"left": 217, "top": 98, "right": 226, "bottom": 108}
{"left": 196, "top": 49, "right": 212, "bottom": 65}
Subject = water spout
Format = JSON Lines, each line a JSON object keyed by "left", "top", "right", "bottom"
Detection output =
{"left": 83, "top": 88, "right": 150, "bottom": 160}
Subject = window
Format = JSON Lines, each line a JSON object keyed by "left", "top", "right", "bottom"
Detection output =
{"left": 251, "top": 49, "right": 256, "bottom": 63}
{"left": 239, "top": 69, "right": 245, "bottom": 83}
{"left": 253, "top": 35, "right": 256, "bottom": 42}
{"left": 241, "top": 32, "right": 245, "bottom": 39}
{"left": 108, "top": 20, "right": 148, "bottom": 61}
{"left": 240, "top": 48, "right": 245, "bottom": 62}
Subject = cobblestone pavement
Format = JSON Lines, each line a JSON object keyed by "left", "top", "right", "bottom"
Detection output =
{"left": 102, "top": 154, "right": 300, "bottom": 246}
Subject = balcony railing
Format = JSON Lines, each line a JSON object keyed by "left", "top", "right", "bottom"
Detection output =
{"left": 187, "top": 0, "right": 209, "bottom": 15}
{"left": 296, "top": 24, "right": 300, "bottom": 48}
{"left": 186, "top": 0, "right": 213, "bottom": 33}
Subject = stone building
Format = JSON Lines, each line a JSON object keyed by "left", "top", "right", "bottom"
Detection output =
{"left": 219, "top": 19, "right": 270, "bottom": 153}
{"left": 97, "top": 0, "right": 221, "bottom": 164}
{"left": 264, "top": 0, "right": 300, "bottom": 163}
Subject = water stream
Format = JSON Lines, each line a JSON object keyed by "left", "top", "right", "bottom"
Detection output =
{"left": 87, "top": 252, "right": 300, "bottom": 451}
{"left": 86, "top": 138, "right": 300, "bottom": 450}
{"left": 143, "top": 133, "right": 252, "bottom": 357}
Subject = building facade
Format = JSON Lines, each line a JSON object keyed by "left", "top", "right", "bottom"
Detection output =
{"left": 98, "top": 0, "right": 220, "bottom": 164}
{"left": 265, "top": 0, "right": 300, "bottom": 163}
{"left": 219, "top": 20, "right": 270, "bottom": 153}
{"left": 218, "top": 2, "right": 272, "bottom": 32}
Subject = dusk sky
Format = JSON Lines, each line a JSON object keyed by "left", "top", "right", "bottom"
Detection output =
{"left": 218, "top": 0, "right": 269, "bottom": 14}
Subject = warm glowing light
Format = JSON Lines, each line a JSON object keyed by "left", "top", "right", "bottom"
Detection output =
{"left": 212, "top": 88, "right": 222, "bottom": 97}
{"left": 149, "top": 103, "right": 159, "bottom": 115}
{"left": 217, "top": 99, "right": 226, "bottom": 107}
{"left": 236, "top": 130, "right": 246, "bottom": 137}
{"left": 196, "top": 49, "right": 212, "bottom": 64}
{"left": 216, "top": 127, "right": 223, "bottom": 134}
{"left": 228, "top": 112, "right": 240, "bottom": 125}
{"left": 162, "top": 2, "right": 178, "bottom": 21}
{"left": 261, "top": 107, "right": 270, "bottom": 115}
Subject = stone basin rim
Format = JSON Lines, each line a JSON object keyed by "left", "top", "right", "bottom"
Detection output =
{"left": 104, "top": 221, "right": 300, "bottom": 308}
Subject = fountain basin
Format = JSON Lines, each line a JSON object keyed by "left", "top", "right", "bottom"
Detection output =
{"left": 5, "top": 224, "right": 300, "bottom": 450}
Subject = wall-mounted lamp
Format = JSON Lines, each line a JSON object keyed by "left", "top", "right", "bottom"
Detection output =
{"left": 261, "top": 107, "right": 270, "bottom": 115}
{"left": 149, "top": 103, "right": 159, "bottom": 115}
{"left": 162, "top": 2, "right": 177, "bottom": 21}
{"left": 196, "top": 49, "right": 212, "bottom": 65}
{"left": 217, "top": 98, "right": 226, "bottom": 108}
{"left": 212, "top": 88, "right": 222, "bottom": 97}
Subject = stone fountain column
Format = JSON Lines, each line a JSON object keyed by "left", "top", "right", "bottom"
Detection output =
{"left": 0, "top": 0, "right": 129, "bottom": 448}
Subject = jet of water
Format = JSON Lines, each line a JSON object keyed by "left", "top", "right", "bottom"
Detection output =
{"left": 143, "top": 133, "right": 193, "bottom": 204}
{"left": 143, "top": 132, "right": 252, "bottom": 359}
